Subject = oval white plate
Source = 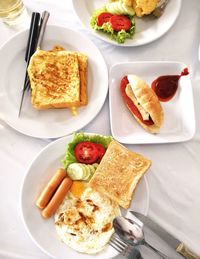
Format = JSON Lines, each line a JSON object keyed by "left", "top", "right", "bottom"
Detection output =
{"left": 21, "top": 134, "right": 149, "bottom": 259}
{"left": 0, "top": 25, "right": 108, "bottom": 139}
{"left": 72, "top": 0, "right": 182, "bottom": 47}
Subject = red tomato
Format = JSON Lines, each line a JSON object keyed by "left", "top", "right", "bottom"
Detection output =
{"left": 74, "top": 142, "right": 99, "bottom": 164}
{"left": 110, "top": 15, "right": 131, "bottom": 31}
{"left": 120, "top": 76, "right": 154, "bottom": 126}
{"left": 93, "top": 143, "right": 106, "bottom": 162}
{"left": 97, "top": 12, "right": 113, "bottom": 26}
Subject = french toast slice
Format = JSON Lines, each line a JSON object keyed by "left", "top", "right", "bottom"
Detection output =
{"left": 28, "top": 46, "right": 88, "bottom": 109}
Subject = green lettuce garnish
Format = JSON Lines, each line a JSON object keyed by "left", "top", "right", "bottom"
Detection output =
{"left": 62, "top": 132, "right": 113, "bottom": 169}
{"left": 90, "top": 7, "right": 135, "bottom": 44}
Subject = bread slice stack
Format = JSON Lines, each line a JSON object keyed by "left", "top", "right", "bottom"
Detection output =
{"left": 28, "top": 45, "right": 87, "bottom": 109}
{"left": 90, "top": 140, "right": 151, "bottom": 209}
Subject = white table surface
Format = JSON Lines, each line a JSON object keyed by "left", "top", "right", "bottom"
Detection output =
{"left": 0, "top": 0, "right": 200, "bottom": 258}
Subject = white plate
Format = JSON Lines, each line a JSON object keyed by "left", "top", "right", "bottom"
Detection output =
{"left": 21, "top": 133, "right": 149, "bottom": 259}
{"left": 109, "top": 61, "right": 195, "bottom": 144}
{"left": 72, "top": 0, "right": 182, "bottom": 47}
{"left": 0, "top": 25, "right": 108, "bottom": 139}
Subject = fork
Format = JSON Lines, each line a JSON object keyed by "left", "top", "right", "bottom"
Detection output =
{"left": 109, "top": 233, "right": 143, "bottom": 259}
{"left": 152, "top": 0, "right": 169, "bottom": 18}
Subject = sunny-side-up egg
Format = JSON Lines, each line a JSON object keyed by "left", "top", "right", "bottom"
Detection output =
{"left": 54, "top": 187, "right": 120, "bottom": 254}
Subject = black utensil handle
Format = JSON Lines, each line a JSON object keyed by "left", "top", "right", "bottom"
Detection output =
{"left": 25, "top": 12, "right": 40, "bottom": 62}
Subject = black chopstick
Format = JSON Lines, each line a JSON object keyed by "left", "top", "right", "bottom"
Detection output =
{"left": 18, "top": 12, "right": 41, "bottom": 117}
{"left": 25, "top": 12, "right": 41, "bottom": 62}
{"left": 23, "top": 11, "right": 50, "bottom": 91}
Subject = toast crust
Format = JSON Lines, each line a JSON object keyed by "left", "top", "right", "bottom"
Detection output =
{"left": 89, "top": 140, "right": 151, "bottom": 209}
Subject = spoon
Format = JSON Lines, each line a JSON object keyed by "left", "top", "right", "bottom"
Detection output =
{"left": 113, "top": 216, "right": 171, "bottom": 259}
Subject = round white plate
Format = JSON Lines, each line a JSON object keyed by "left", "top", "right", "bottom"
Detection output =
{"left": 72, "top": 0, "right": 182, "bottom": 47}
{"left": 21, "top": 134, "right": 149, "bottom": 259}
{"left": 0, "top": 25, "right": 108, "bottom": 138}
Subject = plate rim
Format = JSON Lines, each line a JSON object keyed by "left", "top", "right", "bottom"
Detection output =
{"left": 20, "top": 133, "right": 150, "bottom": 259}
{"left": 0, "top": 25, "right": 108, "bottom": 139}
{"left": 72, "top": 0, "right": 182, "bottom": 47}
{"left": 109, "top": 60, "right": 196, "bottom": 144}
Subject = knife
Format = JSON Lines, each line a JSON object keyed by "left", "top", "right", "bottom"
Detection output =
{"left": 129, "top": 211, "right": 199, "bottom": 259}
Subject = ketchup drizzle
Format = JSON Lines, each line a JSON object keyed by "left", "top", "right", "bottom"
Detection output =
{"left": 151, "top": 68, "right": 189, "bottom": 102}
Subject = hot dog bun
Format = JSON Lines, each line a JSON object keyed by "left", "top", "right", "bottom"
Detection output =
{"left": 36, "top": 168, "right": 66, "bottom": 209}
{"left": 123, "top": 75, "right": 164, "bottom": 133}
{"left": 42, "top": 177, "right": 73, "bottom": 219}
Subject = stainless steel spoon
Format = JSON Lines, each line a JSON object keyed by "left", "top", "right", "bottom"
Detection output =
{"left": 113, "top": 216, "right": 171, "bottom": 259}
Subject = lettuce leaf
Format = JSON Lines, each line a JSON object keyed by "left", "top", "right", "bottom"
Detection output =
{"left": 62, "top": 132, "right": 113, "bottom": 169}
{"left": 90, "top": 7, "right": 135, "bottom": 44}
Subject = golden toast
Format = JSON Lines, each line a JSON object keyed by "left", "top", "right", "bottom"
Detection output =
{"left": 28, "top": 46, "right": 88, "bottom": 109}
{"left": 90, "top": 140, "right": 151, "bottom": 209}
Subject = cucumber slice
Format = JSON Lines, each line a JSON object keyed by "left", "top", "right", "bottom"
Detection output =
{"left": 82, "top": 164, "right": 91, "bottom": 181}
{"left": 67, "top": 163, "right": 87, "bottom": 180}
{"left": 106, "top": 2, "right": 135, "bottom": 15}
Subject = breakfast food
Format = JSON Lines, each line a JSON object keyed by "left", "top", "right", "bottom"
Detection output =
{"left": 90, "top": 140, "right": 151, "bottom": 209}
{"left": 36, "top": 168, "right": 73, "bottom": 219}
{"left": 67, "top": 162, "right": 98, "bottom": 181}
{"left": 106, "top": 1, "right": 135, "bottom": 15}
{"left": 70, "top": 181, "right": 87, "bottom": 198}
{"left": 55, "top": 187, "right": 120, "bottom": 254}
{"left": 120, "top": 75, "right": 164, "bottom": 133}
{"left": 28, "top": 45, "right": 88, "bottom": 111}
{"left": 109, "top": 0, "right": 158, "bottom": 17}
{"left": 90, "top": 7, "right": 135, "bottom": 44}
{"left": 62, "top": 132, "right": 112, "bottom": 169}
{"left": 42, "top": 177, "right": 73, "bottom": 219}
{"left": 90, "top": 0, "right": 162, "bottom": 43}
{"left": 132, "top": 0, "right": 158, "bottom": 17}
{"left": 35, "top": 132, "right": 152, "bottom": 255}
{"left": 36, "top": 168, "right": 66, "bottom": 209}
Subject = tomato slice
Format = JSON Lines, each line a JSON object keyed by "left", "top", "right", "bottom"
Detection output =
{"left": 120, "top": 76, "right": 154, "bottom": 126}
{"left": 93, "top": 143, "right": 106, "bottom": 162}
{"left": 97, "top": 12, "right": 113, "bottom": 26}
{"left": 110, "top": 15, "right": 131, "bottom": 31}
{"left": 74, "top": 142, "right": 99, "bottom": 164}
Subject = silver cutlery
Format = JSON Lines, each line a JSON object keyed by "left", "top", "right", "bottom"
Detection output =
{"left": 152, "top": 0, "right": 169, "bottom": 18}
{"left": 113, "top": 216, "right": 171, "bottom": 259}
{"left": 131, "top": 211, "right": 199, "bottom": 259}
{"left": 109, "top": 232, "right": 143, "bottom": 259}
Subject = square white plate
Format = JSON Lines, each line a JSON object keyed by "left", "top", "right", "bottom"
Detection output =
{"left": 109, "top": 61, "right": 195, "bottom": 144}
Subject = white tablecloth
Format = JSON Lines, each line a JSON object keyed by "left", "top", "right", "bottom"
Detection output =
{"left": 0, "top": 0, "right": 200, "bottom": 258}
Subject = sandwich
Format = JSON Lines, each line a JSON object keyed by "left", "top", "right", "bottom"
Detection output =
{"left": 27, "top": 46, "right": 88, "bottom": 110}
{"left": 89, "top": 140, "right": 151, "bottom": 209}
{"left": 120, "top": 74, "right": 164, "bottom": 133}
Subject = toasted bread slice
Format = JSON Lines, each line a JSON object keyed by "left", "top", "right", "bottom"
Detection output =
{"left": 50, "top": 46, "right": 88, "bottom": 106}
{"left": 28, "top": 46, "right": 88, "bottom": 109}
{"left": 89, "top": 140, "right": 151, "bottom": 209}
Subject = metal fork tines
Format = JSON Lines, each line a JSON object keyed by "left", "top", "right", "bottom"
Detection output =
{"left": 109, "top": 233, "right": 133, "bottom": 256}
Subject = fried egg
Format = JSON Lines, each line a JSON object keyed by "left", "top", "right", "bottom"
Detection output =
{"left": 54, "top": 187, "right": 120, "bottom": 254}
